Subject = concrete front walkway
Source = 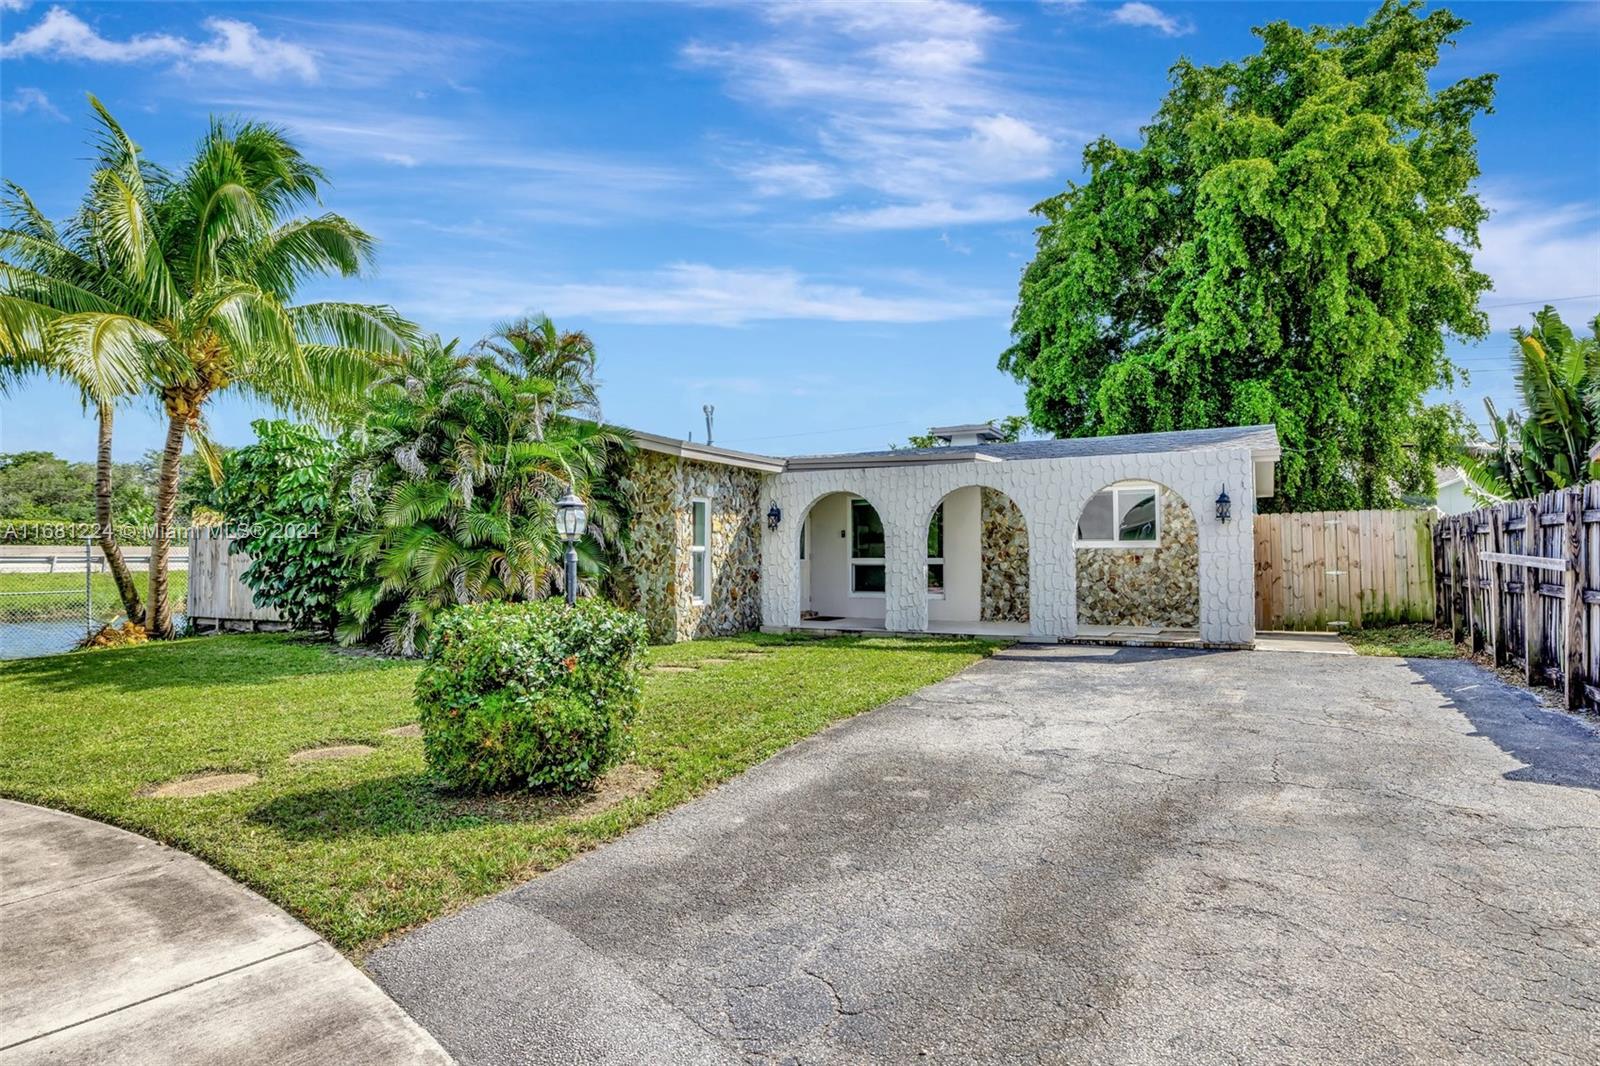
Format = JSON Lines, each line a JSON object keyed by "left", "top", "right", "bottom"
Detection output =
{"left": 0, "top": 800, "right": 451, "bottom": 1065}
{"left": 369, "top": 646, "right": 1598, "bottom": 1065}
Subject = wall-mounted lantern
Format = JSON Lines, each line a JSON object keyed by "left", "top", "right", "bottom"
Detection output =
{"left": 1215, "top": 486, "right": 1232, "bottom": 524}
{"left": 767, "top": 502, "right": 782, "bottom": 530}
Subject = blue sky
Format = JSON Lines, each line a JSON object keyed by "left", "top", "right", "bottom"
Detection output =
{"left": 2, "top": 0, "right": 1597, "bottom": 462}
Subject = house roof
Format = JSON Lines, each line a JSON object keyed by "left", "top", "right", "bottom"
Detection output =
{"left": 627, "top": 423, "right": 1281, "bottom": 475}
{"left": 783, "top": 424, "right": 1281, "bottom": 472}
{"left": 629, "top": 429, "right": 786, "bottom": 473}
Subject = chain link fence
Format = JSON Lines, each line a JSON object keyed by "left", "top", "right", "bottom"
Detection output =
{"left": 0, "top": 542, "right": 189, "bottom": 660}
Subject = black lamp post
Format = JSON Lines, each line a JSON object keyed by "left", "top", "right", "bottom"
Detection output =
{"left": 555, "top": 485, "right": 588, "bottom": 606}
{"left": 1215, "top": 486, "right": 1232, "bottom": 524}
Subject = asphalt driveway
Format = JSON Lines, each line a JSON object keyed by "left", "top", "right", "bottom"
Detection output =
{"left": 368, "top": 645, "right": 1600, "bottom": 1065}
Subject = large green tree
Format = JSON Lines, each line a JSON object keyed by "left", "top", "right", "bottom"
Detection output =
{"left": 1, "top": 98, "right": 412, "bottom": 636}
{"left": 1001, "top": 1, "right": 1494, "bottom": 510}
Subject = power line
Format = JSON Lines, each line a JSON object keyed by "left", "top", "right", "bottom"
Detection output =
{"left": 1480, "top": 293, "right": 1599, "bottom": 310}
{"left": 721, "top": 419, "right": 913, "bottom": 445}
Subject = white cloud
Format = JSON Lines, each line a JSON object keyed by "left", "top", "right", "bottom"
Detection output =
{"left": 685, "top": 0, "right": 1060, "bottom": 229}
{"left": 1474, "top": 197, "right": 1600, "bottom": 332}
{"left": 3, "top": 85, "right": 65, "bottom": 120}
{"left": 736, "top": 158, "right": 839, "bottom": 200}
{"left": 1, "top": 0, "right": 34, "bottom": 12}
{"left": 829, "top": 195, "right": 1033, "bottom": 231}
{"left": 188, "top": 18, "right": 317, "bottom": 83}
{"left": 0, "top": 6, "right": 317, "bottom": 82}
{"left": 1108, "top": 3, "right": 1194, "bottom": 38}
{"left": 391, "top": 261, "right": 1009, "bottom": 328}
{"left": 1, "top": 6, "right": 184, "bottom": 62}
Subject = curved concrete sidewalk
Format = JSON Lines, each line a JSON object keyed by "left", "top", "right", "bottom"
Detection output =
{"left": 0, "top": 799, "right": 451, "bottom": 1065}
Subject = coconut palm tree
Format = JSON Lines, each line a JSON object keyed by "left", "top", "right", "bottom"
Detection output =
{"left": 3, "top": 98, "right": 412, "bottom": 637}
{"left": 0, "top": 182, "right": 151, "bottom": 622}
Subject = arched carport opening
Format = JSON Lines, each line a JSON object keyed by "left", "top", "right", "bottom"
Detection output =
{"left": 1073, "top": 480, "right": 1199, "bottom": 633}
{"left": 798, "top": 491, "right": 886, "bottom": 625}
{"left": 923, "top": 485, "right": 1030, "bottom": 634}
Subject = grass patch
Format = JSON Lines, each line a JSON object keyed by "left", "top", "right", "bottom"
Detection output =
{"left": 1342, "top": 623, "right": 1460, "bottom": 658}
{"left": 0, "top": 570, "right": 187, "bottom": 622}
{"left": 0, "top": 630, "right": 998, "bottom": 953}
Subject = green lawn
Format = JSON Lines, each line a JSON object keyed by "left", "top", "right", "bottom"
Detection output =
{"left": 1342, "top": 623, "right": 1460, "bottom": 658}
{"left": 0, "top": 570, "right": 187, "bottom": 622}
{"left": 0, "top": 631, "right": 998, "bottom": 954}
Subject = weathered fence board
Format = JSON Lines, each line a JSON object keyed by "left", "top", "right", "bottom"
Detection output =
{"left": 1255, "top": 509, "right": 1435, "bottom": 630}
{"left": 1434, "top": 484, "right": 1598, "bottom": 710}
{"left": 185, "top": 530, "right": 284, "bottom": 630}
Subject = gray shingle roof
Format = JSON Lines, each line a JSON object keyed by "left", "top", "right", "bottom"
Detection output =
{"left": 785, "top": 424, "right": 1279, "bottom": 467}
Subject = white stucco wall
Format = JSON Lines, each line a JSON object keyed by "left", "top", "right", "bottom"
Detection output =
{"left": 760, "top": 447, "right": 1259, "bottom": 645}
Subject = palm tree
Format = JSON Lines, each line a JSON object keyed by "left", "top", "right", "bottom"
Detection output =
{"left": 0, "top": 182, "right": 150, "bottom": 622}
{"left": 336, "top": 336, "right": 627, "bottom": 655}
{"left": 473, "top": 314, "right": 601, "bottom": 440}
{"left": 4, "top": 98, "right": 412, "bottom": 637}
{"left": 1460, "top": 307, "right": 1600, "bottom": 502}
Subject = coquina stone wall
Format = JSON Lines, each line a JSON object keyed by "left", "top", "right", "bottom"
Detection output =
{"left": 614, "top": 451, "right": 680, "bottom": 643}
{"left": 615, "top": 451, "right": 763, "bottom": 642}
{"left": 980, "top": 488, "right": 1029, "bottom": 623}
{"left": 1074, "top": 488, "right": 1200, "bottom": 627}
{"left": 674, "top": 460, "right": 763, "bottom": 640}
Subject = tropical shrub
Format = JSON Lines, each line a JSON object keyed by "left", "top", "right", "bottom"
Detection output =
{"left": 1460, "top": 308, "right": 1600, "bottom": 502}
{"left": 210, "top": 419, "right": 354, "bottom": 634}
{"left": 335, "top": 329, "right": 629, "bottom": 656}
{"left": 414, "top": 600, "right": 648, "bottom": 793}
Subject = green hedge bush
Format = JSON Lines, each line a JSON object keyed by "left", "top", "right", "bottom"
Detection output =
{"left": 414, "top": 600, "right": 648, "bottom": 793}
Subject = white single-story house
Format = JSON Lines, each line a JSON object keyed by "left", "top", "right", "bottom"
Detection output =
{"left": 614, "top": 422, "right": 1280, "bottom": 647}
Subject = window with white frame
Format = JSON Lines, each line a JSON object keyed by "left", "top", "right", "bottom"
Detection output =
{"left": 850, "top": 498, "right": 885, "bottom": 595}
{"left": 690, "top": 499, "right": 709, "bottom": 602}
{"left": 926, "top": 502, "right": 944, "bottom": 595}
{"left": 1077, "top": 484, "right": 1160, "bottom": 547}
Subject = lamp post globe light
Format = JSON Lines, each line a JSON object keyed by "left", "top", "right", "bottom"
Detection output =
{"left": 555, "top": 485, "right": 588, "bottom": 606}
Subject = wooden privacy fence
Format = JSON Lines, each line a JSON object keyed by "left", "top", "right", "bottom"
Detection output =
{"left": 1255, "top": 509, "right": 1435, "bottom": 631}
{"left": 186, "top": 530, "right": 284, "bottom": 631}
{"left": 1434, "top": 484, "right": 1600, "bottom": 711}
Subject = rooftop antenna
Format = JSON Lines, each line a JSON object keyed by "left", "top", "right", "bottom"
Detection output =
{"left": 703, "top": 404, "right": 715, "bottom": 447}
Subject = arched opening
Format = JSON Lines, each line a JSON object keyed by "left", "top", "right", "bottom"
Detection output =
{"left": 924, "top": 486, "right": 1030, "bottom": 634}
{"left": 1074, "top": 480, "right": 1199, "bottom": 633}
{"left": 798, "top": 492, "right": 886, "bottom": 626}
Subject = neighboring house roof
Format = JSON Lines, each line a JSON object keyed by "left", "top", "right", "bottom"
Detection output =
{"left": 928, "top": 422, "right": 1005, "bottom": 444}
{"left": 784, "top": 424, "right": 1282, "bottom": 471}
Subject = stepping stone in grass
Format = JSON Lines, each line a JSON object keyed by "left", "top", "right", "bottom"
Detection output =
{"left": 652, "top": 664, "right": 698, "bottom": 673}
{"left": 143, "top": 773, "right": 260, "bottom": 799}
{"left": 383, "top": 724, "right": 423, "bottom": 738}
{"left": 288, "top": 744, "right": 376, "bottom": 764}
{"left": 699, "top": 657, "right": 739, "bottom": 664}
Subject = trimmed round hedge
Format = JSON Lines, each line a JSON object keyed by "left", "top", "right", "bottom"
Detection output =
{"left": 415, "top": 599, "right": 648, "bottom": 793}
